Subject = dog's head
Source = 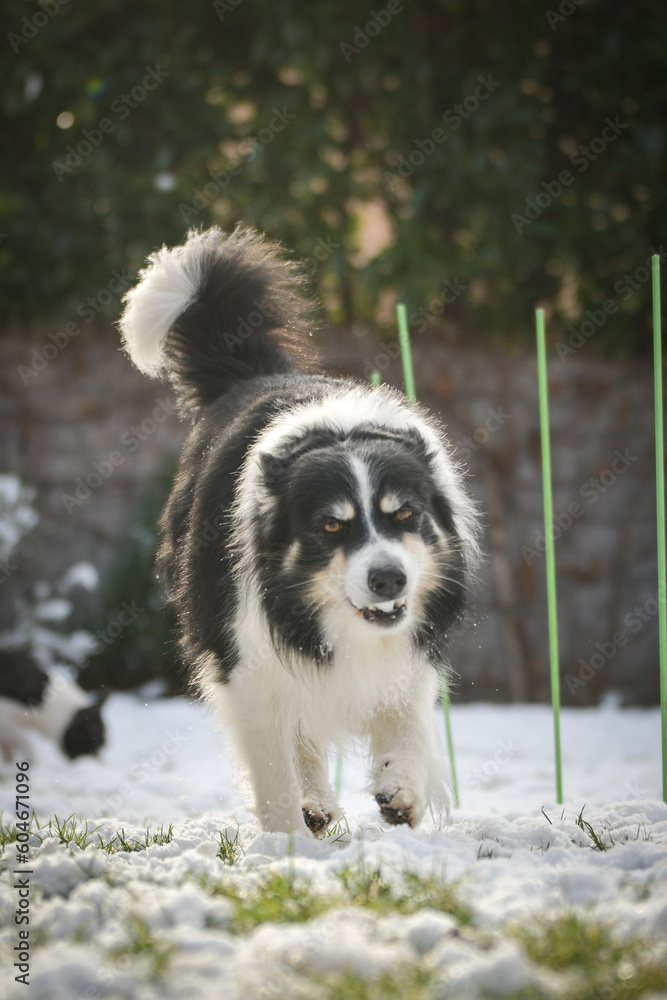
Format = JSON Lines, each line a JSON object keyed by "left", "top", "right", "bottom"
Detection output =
{"left": 247, "top": 410, "right": 478, "bottom": 666}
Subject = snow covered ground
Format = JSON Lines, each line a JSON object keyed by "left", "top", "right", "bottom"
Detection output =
{"left": 1, "top": 694, "right": 666, "bottom": 999}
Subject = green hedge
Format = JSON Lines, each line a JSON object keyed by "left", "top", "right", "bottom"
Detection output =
{"left": 2, "top": 0, "right": 665, "bottom": 353}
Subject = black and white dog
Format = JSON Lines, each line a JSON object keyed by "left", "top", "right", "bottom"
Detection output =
{"left": 0, "top": 649, "right": 106, "bottom": 762}
{"left": 119, "top": 226, "right": 480, "bottom": 836}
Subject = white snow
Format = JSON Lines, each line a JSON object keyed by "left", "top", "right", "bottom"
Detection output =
{"left": 57, "top": 562, "right": 100, "bottom": 595}
{"left": 0, "top": 475, "right": 38, "bottom": 563}
{"left": 1, "top": 695, "right": 666, "bottom": 999}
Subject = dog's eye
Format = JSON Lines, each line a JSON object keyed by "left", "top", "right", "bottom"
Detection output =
{"left": 394, "top": 507, "right": 412, "bottom": 522}
{"left": 323, "top": 520, "right": 342, "bottom": 533}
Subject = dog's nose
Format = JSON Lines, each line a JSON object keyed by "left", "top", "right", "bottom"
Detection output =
{"left": 368, "top": 566, "right": 407, "bottom": 600}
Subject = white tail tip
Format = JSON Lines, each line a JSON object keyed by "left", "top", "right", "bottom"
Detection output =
{"left": 119, "top": 227, "right": 221, "bottom": 376}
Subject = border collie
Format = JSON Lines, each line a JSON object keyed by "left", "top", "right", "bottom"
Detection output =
{"left": 119, "top": 226, "right": 480, "bottom": 836}
{"left": 0, "top": 649, "right": 106, "bottom": 762}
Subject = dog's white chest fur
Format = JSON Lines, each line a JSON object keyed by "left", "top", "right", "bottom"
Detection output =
{"left": 203, "top": 593, "right": 448, "bottom": 835}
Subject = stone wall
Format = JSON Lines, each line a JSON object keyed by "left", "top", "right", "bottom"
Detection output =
{"left": 0, "top": 327, "right": 660, "bottom": 705}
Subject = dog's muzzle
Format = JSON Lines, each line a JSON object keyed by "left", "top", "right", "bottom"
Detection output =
{"left": 350, "top": 561, "right": 409, "bottom": 626}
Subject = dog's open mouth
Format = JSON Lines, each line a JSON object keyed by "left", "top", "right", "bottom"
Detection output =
{"left": 351, "top": 600, "right": 407, "bottom": 625}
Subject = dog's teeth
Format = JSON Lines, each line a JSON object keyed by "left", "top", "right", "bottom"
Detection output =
{"left": 376, "top": 601, "right": 397, "bottom": 613}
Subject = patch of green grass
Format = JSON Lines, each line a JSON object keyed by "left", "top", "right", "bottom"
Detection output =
{"left": 47, "top": 814, "right": 103, "bottom": 849}
{"left": 513, "top": 914, "right": 667, "bottom": 999}
{"left": 335, "top": 866, "right": 473, "bottom": 925}
{"left": 98, "top": 823, "right": 174, "bottom": 855}
{"left": 110, "top": 915, "right": 174, "bottom": 978}
{"left": 0, "top": 813, "right": 18, "bottom": 849}
{"left": 1, "top": 812, "right": 176, "bottom": 856}
{"left": 0, "top": 810, "right": 41, "bottom": 851}
{"left": 305, "top": 966, "right": 438, "bottom": 1000}
{"left": 202, "top": 871, "right": 332, "bottom": 933}
{"left": 217, "top": 826, "right": 243, "bottom": 865}
{"left": 199, "top": 863, "right": 471, "bottom": 935}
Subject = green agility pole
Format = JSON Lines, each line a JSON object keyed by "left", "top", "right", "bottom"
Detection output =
{"left": 536, "top": 308, "right": 563, "bottom": 804}
{"left": 652, "top": 254, "right": 667, "bottom": 803}
{"left": 396, "top": 302, "right": 460, "bottom": 808}
{"left": 396, "top": 302, "right": 416, "bottom": 401}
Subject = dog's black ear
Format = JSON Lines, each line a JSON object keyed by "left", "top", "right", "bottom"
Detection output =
{"left": 259, "top": 451, "right": 290, "bottom": 488}
{"left": 404, "top": 426, "right": 430, "bottom": 460}
{"left": 431, "top": 491, "right": 458, "bottom": 538}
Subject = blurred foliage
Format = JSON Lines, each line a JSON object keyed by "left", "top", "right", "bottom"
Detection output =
{"left": 1, "top": 0, "right": 665, "bottom": 352}
{"left": 75, "top": 458, "right": 186, "bottom": 695}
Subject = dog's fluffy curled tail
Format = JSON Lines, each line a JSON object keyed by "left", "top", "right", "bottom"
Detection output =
{"left": 118, "top": 225, "right": 316, "bottom": 412}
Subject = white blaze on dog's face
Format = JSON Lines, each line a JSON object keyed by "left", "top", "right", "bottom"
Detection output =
{"left": 339, "top": 455, "right": 419, "bottom": 628}
{"left": 256, "top": 435, "right": 465, "bottom": 647}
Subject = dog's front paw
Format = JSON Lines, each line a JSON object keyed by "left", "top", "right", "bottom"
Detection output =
{"left": 301, "top": 798, "right": 339, "bottom": 836}
{"left": 374, "top": 785, "right": 425, "bottom": 828}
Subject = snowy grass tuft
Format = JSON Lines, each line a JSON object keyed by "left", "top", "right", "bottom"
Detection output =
{"left": 217, "top": 826, "right": 244, "bottom": 865}
{"left": 0, "top": 812, "right": 175, "bottom": 855}
{"left": 575, "top": 805, "right": 611, "bottom": 851}
{"left": 98, "top": 823, "right": 174, "bottom": 854}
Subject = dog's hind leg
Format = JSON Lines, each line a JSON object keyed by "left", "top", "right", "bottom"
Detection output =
{"left": 295, "top": 733, "right": 340, "bottom": 835}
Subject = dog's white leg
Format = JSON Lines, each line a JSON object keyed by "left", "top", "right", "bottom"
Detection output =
{"left": 368, "top": 666, "right": 450, "bottom": 827}
{"left": 295, "top": 735, "right": 341, "bottom": 835}
{"left": 0, "top": 705, "right": 34, "bottom": 762}
{"left": 218, "top": 668, "right": 310, "bottom": 835}
{"left": 245, "top": 734, "right": 308, "bottom": 834}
